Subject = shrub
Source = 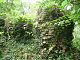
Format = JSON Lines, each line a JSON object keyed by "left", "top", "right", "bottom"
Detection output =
{"left": 72, "top": 38, "right": 80, "bottom": 50}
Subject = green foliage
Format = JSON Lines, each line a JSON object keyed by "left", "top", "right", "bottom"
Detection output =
{"left": 39, "top": 0, "right": 58, "bottom": 6}
{"left": 0, "top": 19, "right": 5, "bottom": 26}
{"left": 0, "top": 2, "right": 15, "bottom": 13}
{"left": 73, "top": 38, "right": 80, "bottom": 50}
{"left": 0, "top": 0, "right": 5, "bottom": 3}
{"left": 61, "top": 0, "right": 68, "bottom": 7}
{"left": 41, "top": 16, "right": 72, "bottom": 28}
{"left": 0, "top": 32, "right": 4, "bottom": 35}
{"left": 73, "top": 24, "right": 80, "bottom": 50}
{"left": 13, "top": 23, "right": 33, "bottom": 42}
{"left": 73, "top": 24, "right": 80, "bottom": 38}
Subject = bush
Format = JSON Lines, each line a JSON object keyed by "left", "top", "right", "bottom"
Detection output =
{"left": 72, "top": 38, "right": 80, "bottom": 50}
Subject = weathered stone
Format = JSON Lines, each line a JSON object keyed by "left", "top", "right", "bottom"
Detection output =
{"left": 37, "top": 4, "right": 74, "bottom": 59}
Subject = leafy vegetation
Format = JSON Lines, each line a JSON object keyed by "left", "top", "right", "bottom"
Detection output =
{"left": 0, "top": 0, "right": 80, "bottom": 60}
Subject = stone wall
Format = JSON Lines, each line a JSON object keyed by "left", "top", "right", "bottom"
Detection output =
{"left": 37, "top": 5, "right": 74, "bottom": 59}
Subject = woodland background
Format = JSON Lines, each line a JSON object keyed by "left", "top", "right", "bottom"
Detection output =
{"left": 0, "top": 0, "right": 80, "bottom": 60}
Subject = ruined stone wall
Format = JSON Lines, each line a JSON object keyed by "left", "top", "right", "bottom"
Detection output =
{"left": 37, "top": 5, "right": 74, "bottom": 59}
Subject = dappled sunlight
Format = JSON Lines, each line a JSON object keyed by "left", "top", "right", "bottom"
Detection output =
{"left": 65, "top": 4, "right": 73, "bottom": 10}
{"left": 21, "top": 0, "right": 41, "bottom": 4}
